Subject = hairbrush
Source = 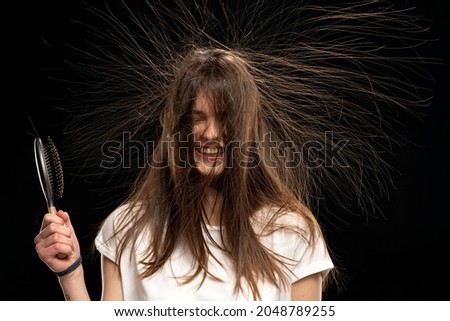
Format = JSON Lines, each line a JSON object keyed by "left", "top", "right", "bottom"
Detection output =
{"left": 34, "top": 136, "right": 64, "bottom": 215}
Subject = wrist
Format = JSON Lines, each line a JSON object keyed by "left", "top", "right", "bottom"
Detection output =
{"left": 57, "top": 262, "right": 84, "bottom": 284}
{"left": 57, "top": 265, "right": 90, "bottom": 301}
{"left": 55, "top": 256, "right": 83, "bottom": 277}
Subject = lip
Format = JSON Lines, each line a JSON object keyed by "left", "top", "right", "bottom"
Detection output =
{"left": 194, "top": 145, "right": 225, "bottom": 164}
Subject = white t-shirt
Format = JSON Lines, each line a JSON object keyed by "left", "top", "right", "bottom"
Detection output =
{"left": 95, "top": 204, "right": 334, "bottom": 300}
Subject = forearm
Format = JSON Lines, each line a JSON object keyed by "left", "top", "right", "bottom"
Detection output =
{"left": 57, "top": 266, "right": 91, "bottom": 301}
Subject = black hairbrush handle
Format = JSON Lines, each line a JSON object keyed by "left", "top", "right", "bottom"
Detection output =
{"left": 34, "top": 137, "right": 56, "bottom": 212}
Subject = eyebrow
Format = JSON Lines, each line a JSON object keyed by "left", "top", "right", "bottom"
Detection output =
{"left": 191, "top": 108, "right": 226, "bottom": 121}
{"left": 192, "top": 109, "right": 207, "bottom": 117}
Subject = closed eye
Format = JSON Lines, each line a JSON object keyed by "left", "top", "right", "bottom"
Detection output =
{"left": 192, "top": 110, "right": 207, "bottom": 122}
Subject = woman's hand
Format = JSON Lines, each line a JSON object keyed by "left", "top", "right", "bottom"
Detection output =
{"left": 34, "top": 210, "right": 81, "bottom": 275}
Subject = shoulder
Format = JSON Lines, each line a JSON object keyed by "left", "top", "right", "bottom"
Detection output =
{"left": 254, "top": 205, "right": 328, "bottom": 257}
{"left": 252, "top": 206, "right": 313, "bottom": 255}
{"left": 253, "top": 205, "right": 313, "bottom": 236}
{"left": 97, "top": 202, "right": 143, "bottom": 241}
{"left": 101, "top": 203, "right": 133, "bottom": 232}
{"left": 95, "top": 202, "right": 143, "bottom": 261}
{"left": 255, "top": 207, "right": 334, "bottom": 282}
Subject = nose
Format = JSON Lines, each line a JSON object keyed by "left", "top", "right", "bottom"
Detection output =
{"left": 200, "top": 118, "right": 222, "bottom": 141}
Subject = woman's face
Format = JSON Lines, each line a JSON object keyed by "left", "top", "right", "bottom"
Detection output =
{"left": 192, "top": 90, "right": 226, "bottom": 176}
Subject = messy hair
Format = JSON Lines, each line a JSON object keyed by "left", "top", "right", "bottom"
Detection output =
{"left": 56, "top": 0, "right": 435, "bottom": 298}
{"left": 111, "top": 47, "right": 325, "bottom": 299}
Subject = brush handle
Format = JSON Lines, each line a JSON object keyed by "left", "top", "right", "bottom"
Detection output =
{"left": 34, "top": 137, "right": 55, "bottom": 208}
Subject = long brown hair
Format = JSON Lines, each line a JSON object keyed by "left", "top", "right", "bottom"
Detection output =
{"left": 57, "top": 0, "right": 435, "bottom": 299}
{"left": 111, "top": 48, "right": 325, "bottom": 299}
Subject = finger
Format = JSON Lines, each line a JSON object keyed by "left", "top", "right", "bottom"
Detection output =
{"left": 35, "top": 235, "right": 75, "bottom": 260}
{"left": 57, "top": 211, "right": 78, "bottom": 240}
{"left": 48, "top": 206, "right": 57, "bottom": 215}
{"left": 48, "top": 242, "right": 75, "bottom": 257}
{"left": 40, "top": 212, "right": 66, "bottom": 231}
{"left": 37, "top": 222, "right": 72, "bottom": 241}
{"left": 56, "top": 210, "right": 72, "bottom": 228}
{"left": 39, "top": 231, "right": 74, "bottom": 250}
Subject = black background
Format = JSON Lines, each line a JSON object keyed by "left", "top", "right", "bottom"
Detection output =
{"left": 1, "top": 0, "right": 449, "bottom": 300}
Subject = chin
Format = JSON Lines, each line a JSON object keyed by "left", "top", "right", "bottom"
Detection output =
{"left": 198, "top": 167, "right": 224, "bottom": 177}
{"left": 195, "top": 164, "right": 225, "bottom": 180}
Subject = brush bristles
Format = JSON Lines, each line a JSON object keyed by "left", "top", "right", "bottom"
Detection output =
{"left": 43, "top": 136, "right": 64, "bottom": 198}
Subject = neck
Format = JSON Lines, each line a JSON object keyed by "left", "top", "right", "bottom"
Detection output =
{"left": 203, "top": 187, "right": 222, "bottom": 226}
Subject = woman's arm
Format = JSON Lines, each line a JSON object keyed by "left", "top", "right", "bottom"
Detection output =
{"left": 291, "top": 272, "right": 323, "bottom": 300}
{"left": 100, "top": 255, "right": 124, "bottom": 300}
{"left": 57, "top": 266, "right": 90, "bottom": 300}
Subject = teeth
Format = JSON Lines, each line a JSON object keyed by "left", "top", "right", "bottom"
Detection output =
{"left": 203, "top": 147, "right": 220, "bottom": 154}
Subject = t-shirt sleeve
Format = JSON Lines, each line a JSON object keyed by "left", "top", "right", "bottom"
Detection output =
{"left": 268, "top": 213, "right": 334, "bottom": 284}
{"left": 288, "top": 230, "right": 334, "bottom": 283}
{"left": 95, "top": 204, "right": 130, "bottom": 264}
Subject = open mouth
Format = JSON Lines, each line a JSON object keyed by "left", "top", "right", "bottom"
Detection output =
{"left": 194, "top": 143, "right": 225, "bottom": 163}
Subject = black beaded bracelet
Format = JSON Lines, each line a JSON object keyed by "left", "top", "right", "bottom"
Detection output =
{"left": 54, "top": 256, "right": 82, "bottom": 277}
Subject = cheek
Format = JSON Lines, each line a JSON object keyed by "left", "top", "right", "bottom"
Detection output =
{"left": 192, "top": 126, "right": 201, "bottom": 140}
{"left": 193, "top": 123, "right": 207, "bottom": 139}
{"left": 222, "top": 127, "right": 228, "bottom": 141}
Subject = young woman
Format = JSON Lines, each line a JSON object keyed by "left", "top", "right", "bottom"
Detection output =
{"left": 35, "top": 48, "right": 334, "bottom": 300}
{"left": 33, "top": 0, "right": 433, "bottom": 301}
